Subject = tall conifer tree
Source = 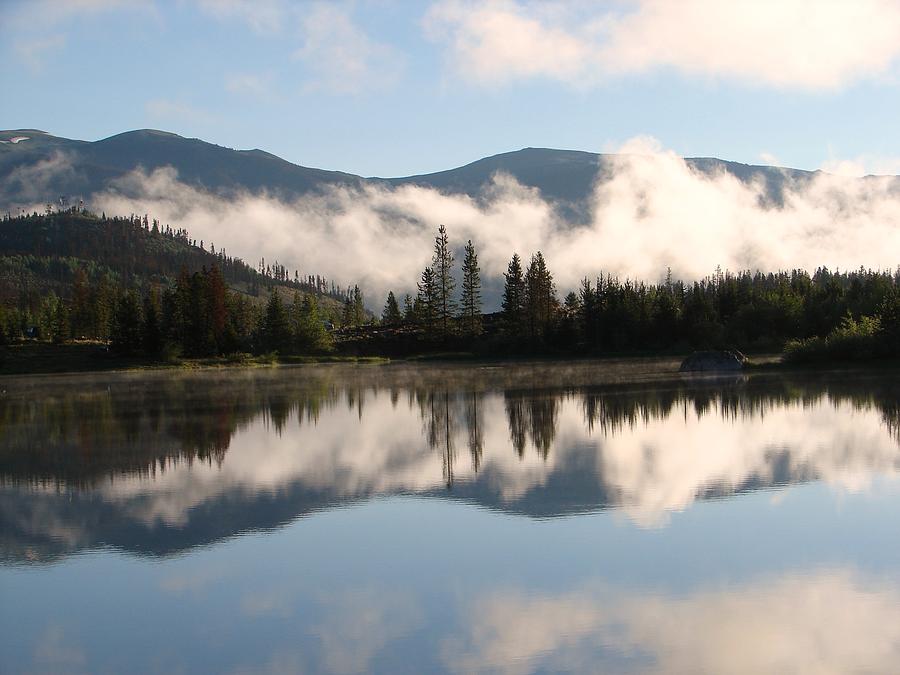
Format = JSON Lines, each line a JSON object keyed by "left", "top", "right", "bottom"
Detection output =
{"left": 502, "top": 253, "right": 525, "bottom": 331}
{"left": 431, "top": 224, "right": 456, "bottom": 336}
{"left": 382, "top": 291, "right": 402, "bottom": 325}
{"left": 460, "top": 239, "right": 482, "bottom": 335}
{"left": 524, "top": 251, "right": 557, "bottom": 340}
{"left": 352, "top": 285, "right": 365, "bottom": 326}
{"left": 261, "top": 289, "right": 290, "bottom": 352}
{"left": 417, "top": 266, "right": 438, "bottom": 334}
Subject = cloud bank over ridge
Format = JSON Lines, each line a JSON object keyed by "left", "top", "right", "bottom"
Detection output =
{"left": 88, "top": 136, "right": 900, "bottom": 306}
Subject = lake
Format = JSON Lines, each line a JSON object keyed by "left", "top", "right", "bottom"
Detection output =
{"left": 2, "top": 360, "right": 900, "bottom": 674}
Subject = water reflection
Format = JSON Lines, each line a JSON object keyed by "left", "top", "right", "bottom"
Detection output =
{"left": 2, "top": 363, "right": 900, "bottom": 563}
{"left": 5, "top": 362, "right": 900, "bottom": 674}
{"left": 443, "top": 570, "right": 900, "bottom": 675}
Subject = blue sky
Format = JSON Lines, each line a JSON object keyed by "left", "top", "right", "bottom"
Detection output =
{"left": 3, "top": 0, "right": 900, "bottom": 177}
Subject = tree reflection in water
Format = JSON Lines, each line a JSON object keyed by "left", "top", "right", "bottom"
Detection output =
{"left": 2, "top": 364, "right": 900, "bottom": 563}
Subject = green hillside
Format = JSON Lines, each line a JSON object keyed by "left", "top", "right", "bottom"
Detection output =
{"left": 0, "top": 209, "right": 352, "bottom": 355}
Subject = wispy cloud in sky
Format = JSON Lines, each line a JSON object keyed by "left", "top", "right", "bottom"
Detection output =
{"left": 195, "top": 0, "right": 288, "bottom": 35}
{"left": 5, "top": 0, "right": 154, "bottom": 70}
{"left": 12, "top": 0, "right": 150, "bottom": 22}
{"left": 12, "top": 35, "right": 67, "bottom": 72}
{"left": 292, "top": 4, "right": 405, "bottom": 94}
{"left": 196, "top": 1, "right": 405, "bottom": 95}
{"left": 426, "top": 0, "right": 900, "bottom": 90}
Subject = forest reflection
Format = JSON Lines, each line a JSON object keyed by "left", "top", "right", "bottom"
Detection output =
{"left": 2, "top": 366, "right": 899, "bottom": 490}
{"left": 0, "top": 369, "right": 900, "bottom": 489}
{"left": 3, "top": 365, "right": 900, "bottom": 563}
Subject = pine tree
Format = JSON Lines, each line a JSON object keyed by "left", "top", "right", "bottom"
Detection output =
{"left": 579, "top": 278, "right": 599, "bottom": 348}
{"left": 205, "top": 264, "right": 227, "bottom": 351}
{"left": 289, "top": 291, "right": 305, "bottom": 353}
{"left": 92, "top": 276, "right": 115, "bottom": 340}
{"left": 403, "top": 294, "right": 414, "bottom": 324}
{"left": 560, "top": 291, "right": 581, "bottom": 347}
{"left": 261, "top": 289, "right": 290, "bottom": 353}
{"left": 296, "top": 294, "right": 331, "bottom": 352}
{"left": 382, "top": 291, "right": 402, "bottom": 325}
{"left": 142, "top": 288, "right": 163, "bottom": 356}
{"left": 417, "top": 266, "right": 438, "bottom": 333}
{"left": 352, "top": 285, "right": 365, "bottom": 326}
{"left": 111, "top": 291, "right": 143, "bottom": 355}
{"left": 502, "top": 253, "right": 525, "bottom": 331}
{"left": 71, "top": 268, "right": 90, "bottom": 338}
{"left": 459, "top": 239, "right": 482, "bottom": 336}
{"left": 341, "top": 296, "right": 354, "bottom": 327}
{"left": 878, "top": 288, "right": 900, "bottom": 354}
{"left": 50, "top": 298, "right": 69, "bottom": 344}
{"left": 524, "top": 251, "right": 557, "bottom": 340}
{"left": 431, "top": 224, "right": 456, "bottom": 336}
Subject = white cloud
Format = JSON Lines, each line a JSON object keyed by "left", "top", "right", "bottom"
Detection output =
{"left": 89, "top": 136, "right": 900, "bottom": 306}
{"left": 196, "top": 1, "right": 405, "bottom": 94}
{"left": 292, "top": 4, "right": 405, "bottom": 94}
{"left": 425, "top": 0, "right": 594, "bottom": 86}
{"left": 821, "top": 153, "right": 900, "bottom": 177}
{"left": 195, "top": 0, "right": 288, "bottom": 35}
{"left": 3, "top": 151, "right": 79, "bottom": 205}
{"left": 425, "top": 0, "right": 900, "bottom": 90}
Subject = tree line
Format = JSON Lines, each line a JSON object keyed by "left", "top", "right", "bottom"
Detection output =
{"left": 32, "top": 265, "right": 333, "bottom": 358}
{"left": 4, "top": 211, "right": 899, "bottom": 362}
{"left": 375, "top": 224, "right": 900, "bottom": 358}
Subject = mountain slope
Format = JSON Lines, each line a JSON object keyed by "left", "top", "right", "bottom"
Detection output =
{"left": 1, "top": 128, "right": 894, "bottom": 215}
{"left": 0, "top": 129, "right": 362, "bottom": 207}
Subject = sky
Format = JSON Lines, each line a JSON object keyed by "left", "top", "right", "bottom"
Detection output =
{"left": 3, "top": 0, "right": 900, "bottom": 178}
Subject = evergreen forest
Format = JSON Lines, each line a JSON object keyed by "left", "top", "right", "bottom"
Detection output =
{"left": 2, "top": 210, "right": 899, "bottom": 366}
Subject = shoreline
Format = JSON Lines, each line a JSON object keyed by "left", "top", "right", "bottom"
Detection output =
{"left": 4, "top": 341, "right": 899, "bottom": 378}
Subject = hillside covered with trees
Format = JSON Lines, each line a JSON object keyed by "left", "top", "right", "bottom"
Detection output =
{"left": 0, "top": 209, "right": 362, "bottom": 360}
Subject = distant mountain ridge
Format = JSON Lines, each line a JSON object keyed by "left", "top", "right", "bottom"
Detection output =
{"left": 1, "top": 128, "right": 895, "bottom": 217}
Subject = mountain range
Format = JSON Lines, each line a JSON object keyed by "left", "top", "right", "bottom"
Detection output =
{"left": 2, "top": 128, "right": 874, "bottom": 219}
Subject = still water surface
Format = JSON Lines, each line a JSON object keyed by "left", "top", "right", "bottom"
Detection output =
{"left": 3, "top": 360, "right": 900, "bottom": 674}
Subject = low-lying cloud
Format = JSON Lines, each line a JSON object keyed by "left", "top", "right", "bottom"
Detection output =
{"left": 90, "top": 136, "right": 900, "bottom": 307}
